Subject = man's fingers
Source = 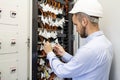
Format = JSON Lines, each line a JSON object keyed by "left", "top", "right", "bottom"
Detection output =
{"left": 44, "top": 41, "right": 49, "bottom": 46}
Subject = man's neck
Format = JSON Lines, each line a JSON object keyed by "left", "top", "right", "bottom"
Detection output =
{"left": 87, "top": 25, "right": 100, "bottom": 36}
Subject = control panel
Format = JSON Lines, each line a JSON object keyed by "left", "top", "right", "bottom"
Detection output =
{"left": 32, "top": 0, "right": 73, "bottom": 80}
{"left": 0, "top": 0, "right": 29, "bottom": 80}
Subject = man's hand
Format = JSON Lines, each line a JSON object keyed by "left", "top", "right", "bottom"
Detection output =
{"left": 53, "top": 44, "right": 66, "bottom": 57}
{"left": 44, "top": 41, "right": 53, "bottom": 54}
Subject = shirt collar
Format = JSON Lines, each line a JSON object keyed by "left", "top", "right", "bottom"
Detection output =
{"left": 86, "top": 31, "right": 104, "bottom": 43}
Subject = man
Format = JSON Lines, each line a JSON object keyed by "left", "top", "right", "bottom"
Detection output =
{"left": 44, "top": 0, "right": 113, "bottom": 80}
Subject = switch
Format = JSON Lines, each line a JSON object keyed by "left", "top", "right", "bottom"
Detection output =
{"left": 11, "top": 69, "right": 16, "bottom": 73}
{"left": 10, "top": 11, "right": 17, "bottom": 18}
{"left": 11, "top": 39, "right": 16, "bottom": 45}
{"left": 10, "top": 67, "right": 16, "bottom": 74}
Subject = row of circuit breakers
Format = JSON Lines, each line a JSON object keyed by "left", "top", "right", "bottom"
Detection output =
{"left": 32, "top": 0, "right": 73, "bottom": 80}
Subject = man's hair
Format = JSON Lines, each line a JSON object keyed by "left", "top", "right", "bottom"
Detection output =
{"left": 75, "top": 12, "right": 99, "bottom": 25}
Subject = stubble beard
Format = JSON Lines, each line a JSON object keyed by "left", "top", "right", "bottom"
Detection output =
{"left": 80, "top": 26, "right": 88, "bottom": 38}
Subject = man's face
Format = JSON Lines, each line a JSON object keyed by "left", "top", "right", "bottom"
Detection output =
{"left": 72, "top": 15, "right": 87, "bottom": 38}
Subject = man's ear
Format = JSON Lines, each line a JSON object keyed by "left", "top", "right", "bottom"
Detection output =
{"left": 81, "top": 17, "right": 88, "bottom": 27}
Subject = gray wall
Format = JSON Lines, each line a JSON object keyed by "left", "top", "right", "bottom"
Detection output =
{"left": 99, "top": 0, "right": 120, "bottom": 80}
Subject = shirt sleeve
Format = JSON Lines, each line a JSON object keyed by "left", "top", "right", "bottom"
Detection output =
{"left": 47, "top": 47, "right": 98, "bottom": 78}
{"left": 61, "top": 52, "right": 73, "bottom": 62}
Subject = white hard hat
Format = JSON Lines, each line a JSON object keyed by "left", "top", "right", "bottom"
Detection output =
{"left": 69, "top": 0, "right": 103, "bottom": 17}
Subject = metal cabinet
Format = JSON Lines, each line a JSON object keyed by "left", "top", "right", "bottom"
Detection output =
{"left": 32, "top": 0, "right": 74, "bottom": 80}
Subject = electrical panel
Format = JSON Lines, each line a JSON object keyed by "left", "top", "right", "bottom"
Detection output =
{"left": 32, "top": 0, "right": 74, "bottom": 80}
{"left": 0, "top": 0, "right": 29, "bottom": 80}
{"left": 0, "top": 0, "right": 19, "bottom": 79}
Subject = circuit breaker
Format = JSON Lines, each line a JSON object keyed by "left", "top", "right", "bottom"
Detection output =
{"left": 32, "top": 0, "right": 74, "bottom": 80}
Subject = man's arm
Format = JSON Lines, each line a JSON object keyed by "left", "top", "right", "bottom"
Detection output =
{"left": 61, "top": 52, "right": 73, "bottom": 62}
{"left": 53, "top": 44, "right": 73, "bottom": 62}
{"left": 44, "top": 42, "right": 97, "bottom": 78}
{"left": 46, "top": 48, "right": 97, "bottom": 78}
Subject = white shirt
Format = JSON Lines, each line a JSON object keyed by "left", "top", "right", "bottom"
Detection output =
{"left": 47, "top": 31, "right": 113, "bottom": 80}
